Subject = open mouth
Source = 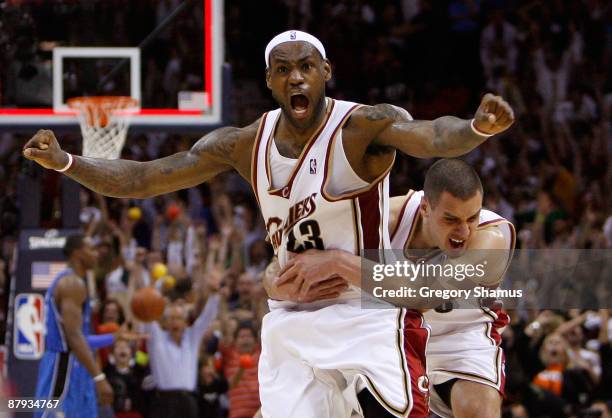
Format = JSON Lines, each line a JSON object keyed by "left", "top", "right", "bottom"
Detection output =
{"left": 290, "top": 94, "right": 309, "bottom": 118}
{"left": 448, "top": 237, "right": 466, "bottom": 250}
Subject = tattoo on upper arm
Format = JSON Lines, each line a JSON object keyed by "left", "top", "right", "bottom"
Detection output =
{"left": 192, "top": 127, "right": 242, "bottom": 164}
{"left": 364, "top": 104, "right": 402, "bottom": 122}
{"left": 158, "top": 152, "right": 199, "bottom": 176}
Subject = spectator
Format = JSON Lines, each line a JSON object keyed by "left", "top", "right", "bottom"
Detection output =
{"left": 219, "top": 322, "right": 261, "bottom": 418}
{"left": 143, "top": 277, "right": 220, "bottom": 418}
{"left": 197, "top": 357, "right": 229, "bottom": 418}
{"left": 104, "top": 339, "right": 149, "bottom": 418}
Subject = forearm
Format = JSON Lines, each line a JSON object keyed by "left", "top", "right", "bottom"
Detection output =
{"left": 67, "top": 155, "right": 152, "bottom": 198}
{"left": 431, "top": 116, "right": 489, "bottom": 157}
{"left": 87, "top": 333, "right": 115, "bottom": 349}
{"left": 66, "top": 332, "right": 103, "bottom": 378}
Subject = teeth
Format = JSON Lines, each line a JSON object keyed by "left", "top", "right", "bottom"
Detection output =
{"left": 450, "top": 238, "right": 464, "bottom": 244}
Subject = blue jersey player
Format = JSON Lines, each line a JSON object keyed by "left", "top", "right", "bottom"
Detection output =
{"left": 35, "top": 234, "right": 114, "bottom": 417}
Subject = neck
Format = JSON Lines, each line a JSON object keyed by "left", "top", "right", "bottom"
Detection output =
{"left": 408, "top": 215, "right": 437, "bottom": 250}
{"left": 68, "top": 260, "right": 87, "bottom": 278}
{"left": 278, "top": 97, "right": 328, "bottom": 145}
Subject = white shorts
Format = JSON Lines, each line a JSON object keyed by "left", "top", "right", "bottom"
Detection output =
{"left": 426, "top": 325, "right": 505, "bottom": 418}
{"left": 258, "top": 299, "right": 430, "bottom": 418}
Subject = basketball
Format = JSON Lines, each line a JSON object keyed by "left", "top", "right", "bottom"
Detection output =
{"left": 130, "top": 287, "right": 165, "bottom": 322}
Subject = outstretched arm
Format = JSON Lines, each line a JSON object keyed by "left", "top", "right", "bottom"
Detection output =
{"left": 351, "top": 93, "right": 514, "bottom": 158}
{"left": 23, "top": 120, "right": 259, "bottom": 198}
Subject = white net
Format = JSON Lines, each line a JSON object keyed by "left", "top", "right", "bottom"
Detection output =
{"left": 67, "top": 96, "right": 139, "bottom": 160}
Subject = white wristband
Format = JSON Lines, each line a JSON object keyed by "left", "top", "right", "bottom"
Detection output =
{"left": 55, "top": 153, "right": 73, "bottom": 172}
{"left": 93, "top": 373, "right": 106, "bottom": 382}
{"left": 470, "top": 119, "right": 494, "bottom": 137}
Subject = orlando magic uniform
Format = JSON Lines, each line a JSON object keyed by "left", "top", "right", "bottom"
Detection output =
{"left": 390, "top": 190, "right": 516, "bottom": 418}
{"left": 35, "top": 268, "right": 97, "bottom": 418}
{"left": 254, "top": 99, "right": 429, "bottom": 418}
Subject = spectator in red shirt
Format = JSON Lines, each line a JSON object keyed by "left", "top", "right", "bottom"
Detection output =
{"left": 220, "top": 322, "right": 260, "bottom": 418}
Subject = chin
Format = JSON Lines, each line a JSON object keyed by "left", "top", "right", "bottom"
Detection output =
{"left": 443, "top": 244, "right": 467, "bottom": 258}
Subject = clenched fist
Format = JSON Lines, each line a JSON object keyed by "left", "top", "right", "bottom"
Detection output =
{"left": 22, "top": 129, "right": 69, "bottom": 170}
{"left": 473, "top": 93, "right": 515, "bottom": 136}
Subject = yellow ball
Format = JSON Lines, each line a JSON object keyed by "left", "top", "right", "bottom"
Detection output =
{"left": 128, "top": 207, "right": 142, "bottom": 221}
{"left": 151, "top": 262, "right": 168, "bottom": 280}
{"left": 163, "top": 275, "right": 176, "bottom": 289}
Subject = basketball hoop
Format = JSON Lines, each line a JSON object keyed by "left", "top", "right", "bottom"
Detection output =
{"left": 67, "top": 96, "right": 139, "bottom": 160}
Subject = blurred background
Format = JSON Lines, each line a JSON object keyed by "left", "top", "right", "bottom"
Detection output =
{"left": 0, "top": 0, "right": 610, "bottom": 417}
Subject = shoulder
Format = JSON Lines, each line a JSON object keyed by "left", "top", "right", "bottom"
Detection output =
{"left": 55, "top": 274, "right": 87, "bottom": 302}
{"left": 388, "top": 195, "right": 409, "bottom": 238}
{"left": 470, "top": 226, "right": 509, "bottom": 251}
{"left": 389, "top": 193, "right": 411, "bottom": 222}
{"left": 349, "top": 104, "right": 409, "bottom": 127}
{"left": 192, "top": 118, "right": 262, "bottom": 160}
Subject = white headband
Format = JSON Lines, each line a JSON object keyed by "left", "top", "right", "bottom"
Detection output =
{"left": 265, "top": 30, "right": 326, "bottom": 67}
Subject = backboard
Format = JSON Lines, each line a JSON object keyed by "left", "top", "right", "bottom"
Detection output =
{"left": 0, "top": 0, "right": 224, "bottom": 130}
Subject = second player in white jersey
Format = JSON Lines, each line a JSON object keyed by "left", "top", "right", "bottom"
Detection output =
{"left": 390, "top": 189, "right": 516, "bottom": 418}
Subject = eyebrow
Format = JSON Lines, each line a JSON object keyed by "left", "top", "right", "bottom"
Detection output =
{"left": 443, "top": 210, "right": 481, "bottom": 219}
{"left": 271, "top": 54, "right": 316, "bottom": 65}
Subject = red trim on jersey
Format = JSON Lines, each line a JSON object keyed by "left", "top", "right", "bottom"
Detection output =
{"left": 403, "top": 310, "right": 430, "bottom": 418}
{"left": 250, "top": 113, "right": 269, "bottom": 209}
{"left": 500, "top": 350, "right": 507, "bottom": 396}
{"left": 357, "top": 184, "right": 382, "bottom": 259}
{"left": 478, "top": 218, "right": 507, "bottom": 228}
{"left": 490, "top": 309, "right": 509, "bottom": 346}
{"left": 266, "top": 100, "right": 335, "bottom": 199}
{"left": 390, "top": 190, "right": 415, "bottom": 242}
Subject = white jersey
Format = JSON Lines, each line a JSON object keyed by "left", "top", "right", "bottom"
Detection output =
{"left": 390, "top": 189, "right": 516, "bottom": 335}
{"left": 390, "top": 190, "right": 516, "bottom": 416}
{"left": 255, "top": 102, "right": 432, "bottom": 418}
{"left": 252, "top": 98, "right": 394, "bottom": 298}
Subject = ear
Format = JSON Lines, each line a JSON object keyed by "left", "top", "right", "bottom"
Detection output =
{"left": 323, "top": 59, "right": 332, "bottom": 82}
{"left": 419, "top": 197, "right": 430, "bottom": 217}
{"left": 265, "top": 67, "right": 272, "bottom": 90}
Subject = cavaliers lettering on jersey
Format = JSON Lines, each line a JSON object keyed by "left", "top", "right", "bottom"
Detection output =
{"left": 252, "top": 98, "right": 394, "bottom": 273}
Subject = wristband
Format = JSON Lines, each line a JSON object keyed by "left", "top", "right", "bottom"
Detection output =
{"left": 470, "top": 119, "right": 494, "bottom": 137}
{"left": 93, "top": 373, "right": 106, "bottom": 382}
{"left": 55, "top": 153, "right": 74, "bottom": 172}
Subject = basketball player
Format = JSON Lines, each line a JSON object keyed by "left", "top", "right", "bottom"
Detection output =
{"left": 272, "top": 159, "right": 515, "bottom": 418}
{"left": 24, "top": 31, "right": 514, "bottom": 417}
{"left": 35, "top": 234, "right": 114, "bottom": 418}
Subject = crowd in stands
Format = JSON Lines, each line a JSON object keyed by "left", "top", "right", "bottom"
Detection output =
{"left": 0, "top": 0, "right": 610, "bottom": 417}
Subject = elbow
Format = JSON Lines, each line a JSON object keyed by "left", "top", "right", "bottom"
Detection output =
{"left": 64, "top": 330, "right": 83, "bottom": 349}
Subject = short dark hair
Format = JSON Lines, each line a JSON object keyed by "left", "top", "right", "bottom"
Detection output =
{"left": 63, "top": 234, "right": 85, "bottom": 258}
{"left": 423, "top": 159, "right": 483, "bottom": 206}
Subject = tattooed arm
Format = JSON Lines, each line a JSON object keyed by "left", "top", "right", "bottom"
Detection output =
{"left": 349, "top": 93, "right": 515, "bottom": 159}
{"left": 23, "top": 120, "right": 259, "bottom": 198}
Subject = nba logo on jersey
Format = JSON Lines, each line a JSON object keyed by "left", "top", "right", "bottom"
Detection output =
{"left": 310, "top": 158, "right": 317, "bottom": 174}
{"left": 13, "top": 293, "right": 45, "bottom": 360}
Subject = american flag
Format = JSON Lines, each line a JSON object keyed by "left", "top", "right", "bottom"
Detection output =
{"left": 31, "top": 262, "right": 67, "bottom": 289}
